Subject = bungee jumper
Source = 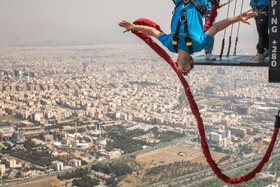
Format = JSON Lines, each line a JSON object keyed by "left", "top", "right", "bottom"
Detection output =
{"left": 119, "top": 0, "right": 257, "bottom": 76}
{"left": 118, "top": 0, "right": 280, "bottom": 184}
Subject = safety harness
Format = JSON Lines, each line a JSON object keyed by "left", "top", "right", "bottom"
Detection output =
{"left": 253, "top": 5, "right": 268, "bottom": 16}
{"left": 172, "top": 0, "right": 195, "bottom": 55}
{"left": 174, "top": 0, "right": 208, "bottom": 16}
{"left": 172, "top": 0, "right": 211, "bottom": 54}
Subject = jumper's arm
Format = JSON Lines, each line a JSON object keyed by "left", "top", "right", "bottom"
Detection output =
{"left": 119, "top": 20, "right": 164, "bottom": 39}
{"left": 206, "top": 9, "right": 257, "bottom": 37}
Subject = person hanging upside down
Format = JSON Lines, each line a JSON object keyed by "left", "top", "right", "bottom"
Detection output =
{"left": 119, "top": 0, "right": 258, "bottom": 76}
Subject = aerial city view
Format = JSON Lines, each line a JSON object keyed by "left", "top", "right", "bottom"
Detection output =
{"left": 0, "top": 0, "right": 279, "bottom": 187}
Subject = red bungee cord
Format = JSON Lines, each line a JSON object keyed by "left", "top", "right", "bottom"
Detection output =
{"left": 131, "top": 18, "right": 279, "bottom": 184}
{"left": 204, "top": 4, "right": 220, "bottom": 32}
{"left": 204, "top": 1, "right": 233, "bottom": 32}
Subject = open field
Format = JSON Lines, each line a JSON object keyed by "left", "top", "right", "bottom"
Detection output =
{"left": 137, "top": 145, "right": 204, "bottom": 165}
{"left": 248, "top": 140, "right": 268, "bottom": 154}
{"left": 120, "top": 145, "right": 230, "bottom": 187}
{"left": 194, "top": 96, "right": 204, "bottom": 102}
{"left": 200, "top": 99, "right": 224, "bottom": 106}
{"left": 12, "top": 176, "right": 62, "bottom": 187}
{"left": 136, "top": 145, "right": 230, "bottom": 167}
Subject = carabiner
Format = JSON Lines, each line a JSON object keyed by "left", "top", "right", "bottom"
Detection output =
{"left": 180, "top": 12, "right": 187, "bottom": 23}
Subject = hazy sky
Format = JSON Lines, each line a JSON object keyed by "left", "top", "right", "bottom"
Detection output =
{"left": 0, "top": 0, "right": 173, "bottom": 26}
{"left": 0, "top": 0, "right": 258, "bottom": 49}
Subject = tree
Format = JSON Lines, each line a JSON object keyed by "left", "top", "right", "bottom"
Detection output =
{"left": 58, "top": 168, "right": 91, "bottom": 180}
{"left": 106, "top": 176, "right": 117, "bottom": 187}
{"left": 73, "top": 175, "right": 100, "bottom": 187}
{"left": 15, "top": 171, "right": 22, "bottom": 178}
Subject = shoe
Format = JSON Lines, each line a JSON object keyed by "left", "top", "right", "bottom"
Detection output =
{"left": 250, "top": 53, "right": 264, "bottom": 63}
{"left": 206, "top": 53, "right": 216, "bottom": 60}
{"left": 263, "top": 49, "right": 269, "bottom": 58}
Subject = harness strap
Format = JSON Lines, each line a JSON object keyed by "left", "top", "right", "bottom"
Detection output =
{"left": 172, "top": 0, "right": 194, "bottom": 55}
{"left": 172, "top": 18, "right": 182, "bottom": 52}
{"left": 252, "top": 4, "right": 268, "bottom": 15}
{"left": 189, "top": 0, "right": 207, "bottom": 16}
{"left": 183, "top": 12, "right": 194, "bottom": 55}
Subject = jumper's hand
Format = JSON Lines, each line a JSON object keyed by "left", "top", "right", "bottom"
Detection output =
{"left": 119, "top": 20, "right": 133, "bottom": 33}
{"left": 238, "top": 9, "right": 258, "bottom": 25}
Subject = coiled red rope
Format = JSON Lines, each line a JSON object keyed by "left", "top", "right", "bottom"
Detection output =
{"left": 204, "top": 4, "right": 221, "bottom": 32}
{"left": 131, "top": 18, "right": 279, "bottom": 184}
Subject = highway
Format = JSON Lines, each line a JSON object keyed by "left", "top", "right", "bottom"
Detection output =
{"left": 0, "top": 173, "right": 57, "bottom": 187}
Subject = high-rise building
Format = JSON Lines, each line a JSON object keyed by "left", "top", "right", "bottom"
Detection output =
{"left": 236, "top": 105, "right": 248, "bottom": 115}
{"left": 12, "top": 131, "right": 25, "bottom": 144}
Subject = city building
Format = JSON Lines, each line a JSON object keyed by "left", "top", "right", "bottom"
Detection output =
{"left": 236, "top": 106, "right": 248, "bottom": 115}
{"left": 0, "top": 164, "right": 5, "bottom": 176}
{"left": 108, "top": 149, "right": 122, "bottom": 159}
{"left": 96, "top": 137, "right": 107, "bottom": 147}
{"left": 5, "top": 159, "right": 17, "bottom": 168}
{"left": 12, "top": 131, "right": 25, "bottom": 144}
{"left": 244, "top": 135, "right": 254, "bottom": 142}
{"left": 68, "top": 159, "right": 81, "bottom": 167}
{"left": 51, "top": 161, "right": 64, "bottom": 171}
{"left": 229, "top": 127, "right": 247, "bottom": 137}
{"left": 43, "top": 134, "right": 54, "bottom": 142}
{"left": 209, "top": 130, "right": 231, "bottom": 148}
{"left": 0, "top": 132, "right": 4, "bottom": 141}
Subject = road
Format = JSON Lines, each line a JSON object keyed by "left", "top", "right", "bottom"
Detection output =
{"left": 0, "top": 173, "right": 57, "bottom": 187}
{"left": 186, "top": 150, "right": 280, "bottom": 187}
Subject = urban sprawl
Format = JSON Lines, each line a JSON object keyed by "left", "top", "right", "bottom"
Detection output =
{"left": 0, "top": 44, "right": 279, "bottom": 186}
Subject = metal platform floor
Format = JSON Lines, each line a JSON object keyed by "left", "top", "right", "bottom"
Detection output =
{"left": 193, "top": 55, "right": 269, "bottom": 67}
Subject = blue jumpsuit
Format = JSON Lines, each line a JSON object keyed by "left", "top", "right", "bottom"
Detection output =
{"left": 250, "top": 0, "right": 268, "bottom": 6}
{"left": 158, "top": 0, "right": 212, "bottom": 54}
